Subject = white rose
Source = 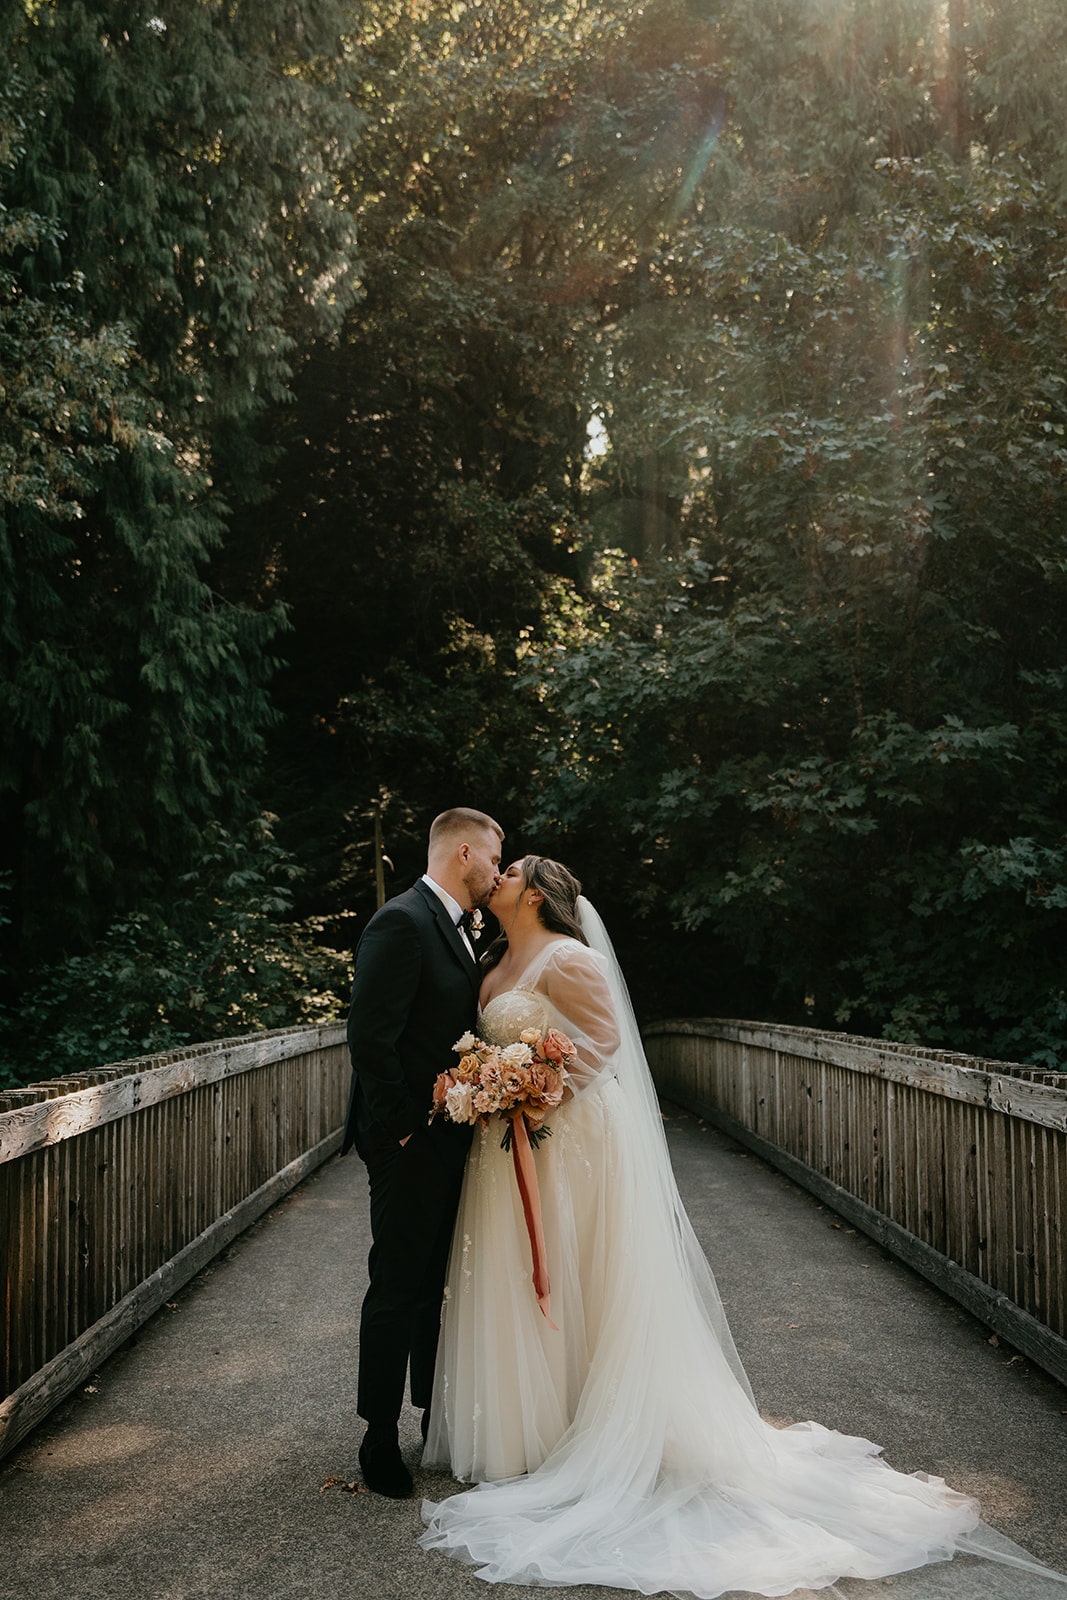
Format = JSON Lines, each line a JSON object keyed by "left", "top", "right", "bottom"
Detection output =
{"left": 454, "top": 1031, "right": 477, "bottom": 1053}
{"left": 445, "top": 1081, "right": 476, "bottom": 1124}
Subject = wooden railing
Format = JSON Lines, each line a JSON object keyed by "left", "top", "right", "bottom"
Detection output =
{"left": 5, "top": 1016, "right": 1063, "bottom": 1460}
{"left": 0, "top": 1024, "right": 349, "bottom": 1460}
{"left": 644, "top": 1019, "right": 1067, "bottom": 1388}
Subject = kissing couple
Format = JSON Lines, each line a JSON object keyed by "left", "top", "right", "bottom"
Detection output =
{"left": 341, "top": 807, "right": 1007, "bottom": 1598}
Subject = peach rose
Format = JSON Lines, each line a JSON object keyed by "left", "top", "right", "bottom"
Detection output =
{"left": 541, "top": 1028, "right": 575, "bottom": 1065}
{"left": 432, "top": 1071, "right": 454, "bottom": 1110}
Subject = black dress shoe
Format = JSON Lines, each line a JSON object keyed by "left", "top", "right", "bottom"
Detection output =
{"left": 358, "top": 1429, "right": 413, "bottom": 1499}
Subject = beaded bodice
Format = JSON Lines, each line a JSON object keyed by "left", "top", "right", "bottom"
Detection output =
{"left": 478, "top": 989, "right": 551, "bottom": 1047}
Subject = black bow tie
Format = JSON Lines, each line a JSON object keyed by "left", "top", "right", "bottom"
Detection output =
{"left": 457, "top": 909, "right": 478, "bottom": 938}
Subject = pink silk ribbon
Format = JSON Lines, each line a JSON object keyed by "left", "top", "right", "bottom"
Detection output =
{"left": 509, "top": 1112, "right": 558, "bottom": 1329}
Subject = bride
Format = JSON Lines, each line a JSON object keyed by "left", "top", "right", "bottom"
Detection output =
{"left": 419, "top": 856, "right": 1037, "bottom": 1597}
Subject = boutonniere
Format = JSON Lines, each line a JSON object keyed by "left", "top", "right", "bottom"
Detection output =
{"left": 468, "top": 908, "right": 484, "bottom": 941}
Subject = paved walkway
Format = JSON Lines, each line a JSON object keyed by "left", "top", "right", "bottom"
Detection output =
{"left": 2, "top": 1106, "right": 1065, "bottom": 1600}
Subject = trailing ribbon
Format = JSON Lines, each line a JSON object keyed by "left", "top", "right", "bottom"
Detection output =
{"left": 508, "top": 1111, "right": 558, "bottom": 1329}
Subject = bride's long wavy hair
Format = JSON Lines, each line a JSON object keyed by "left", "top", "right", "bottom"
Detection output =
{"left": 481, "top": 855, "right": 587, "bottom": 970}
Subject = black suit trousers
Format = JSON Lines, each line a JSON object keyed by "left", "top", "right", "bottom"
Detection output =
{"left": 358, "top": 1126, "right": 465, "bottom": 1426}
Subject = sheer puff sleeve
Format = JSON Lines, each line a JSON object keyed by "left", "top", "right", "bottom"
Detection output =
{"left": 539, "top": 942, "right": 621, "bottom": 1095}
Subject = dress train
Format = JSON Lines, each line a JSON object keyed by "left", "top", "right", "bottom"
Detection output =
{"left": 419, "top": 929, "right": 1061, "bottom": 1597}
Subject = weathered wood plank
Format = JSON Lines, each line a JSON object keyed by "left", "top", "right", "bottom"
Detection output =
{"left": 0, "top": 1026, "right": 347, "bottom": 1163}
{"left": 644, "top": 1020, "right": 1067, "bottom": 1130}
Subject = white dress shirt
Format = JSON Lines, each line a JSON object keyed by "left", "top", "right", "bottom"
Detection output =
{"left": 421, "top": 873, "right": 476, "bottom": 960}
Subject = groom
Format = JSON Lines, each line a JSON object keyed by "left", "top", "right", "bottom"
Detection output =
{"left": 342, "top": 806, "right": 504, "bottom": 1497}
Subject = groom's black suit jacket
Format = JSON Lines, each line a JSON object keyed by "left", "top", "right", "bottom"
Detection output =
{"left": 341, "top": 878, "right": 479, "bottom": 1170}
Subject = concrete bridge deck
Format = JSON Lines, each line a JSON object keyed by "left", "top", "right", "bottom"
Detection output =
{"left": 2, "top": 1105, "right": 1065, "bottom": 1600}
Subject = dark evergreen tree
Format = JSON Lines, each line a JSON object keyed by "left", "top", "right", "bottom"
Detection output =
{"left": 0, "top": 2, "right": 361, "bottom": 972}
{"left": 245, "top": 0, "right": 734, "bottom": 910}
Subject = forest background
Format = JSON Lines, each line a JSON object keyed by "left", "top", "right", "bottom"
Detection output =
{"left": 2, "top": 0, "right": 1065, "bottom": 1087}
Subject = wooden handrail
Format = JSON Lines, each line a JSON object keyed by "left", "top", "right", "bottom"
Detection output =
{"left": 1, "top": 1024, "right": 350, "bottom": 1460}
{"left": 644, "top": 1018, "right": 1067, "bottom": 1388}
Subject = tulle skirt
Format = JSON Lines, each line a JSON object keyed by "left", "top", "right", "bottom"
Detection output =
{"left": 420, "top": 1078, "right": 982, "bottom": 1597}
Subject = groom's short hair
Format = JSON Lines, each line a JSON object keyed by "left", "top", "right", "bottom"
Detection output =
{"left": 428, "top": 807, "right": 503, "bottom": 851}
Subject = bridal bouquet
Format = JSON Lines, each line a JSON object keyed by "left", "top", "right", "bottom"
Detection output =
{"left": 430, "top": 1027, "right": 574, "bottom": 1150}
{"left": 431, "top": 1026, "right": 577, "bottom": 1328}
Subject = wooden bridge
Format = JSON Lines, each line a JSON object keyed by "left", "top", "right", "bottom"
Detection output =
{"left": 3, "top": 1016, "right": 1064, "bottom": 1464}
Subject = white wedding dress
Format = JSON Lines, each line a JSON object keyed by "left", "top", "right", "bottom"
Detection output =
{"left": 419, "top": 908, "right": 1050, "bottom": 1597}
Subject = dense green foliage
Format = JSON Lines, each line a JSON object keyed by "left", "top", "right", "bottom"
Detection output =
{"left": 2, "top": 0, "right": 1065, "bottom": 1081}
{"left": 0, "top": 1, "right": 362, "bottom": 1079}
{"left": 0, "top": 1, "right": 360, "bottom": 970}
{"left": 0, "top": 819, "right": 351, "bottom": 1080}
{"left": 522, "top": 7, "right": 1067, "bottom": 1059}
